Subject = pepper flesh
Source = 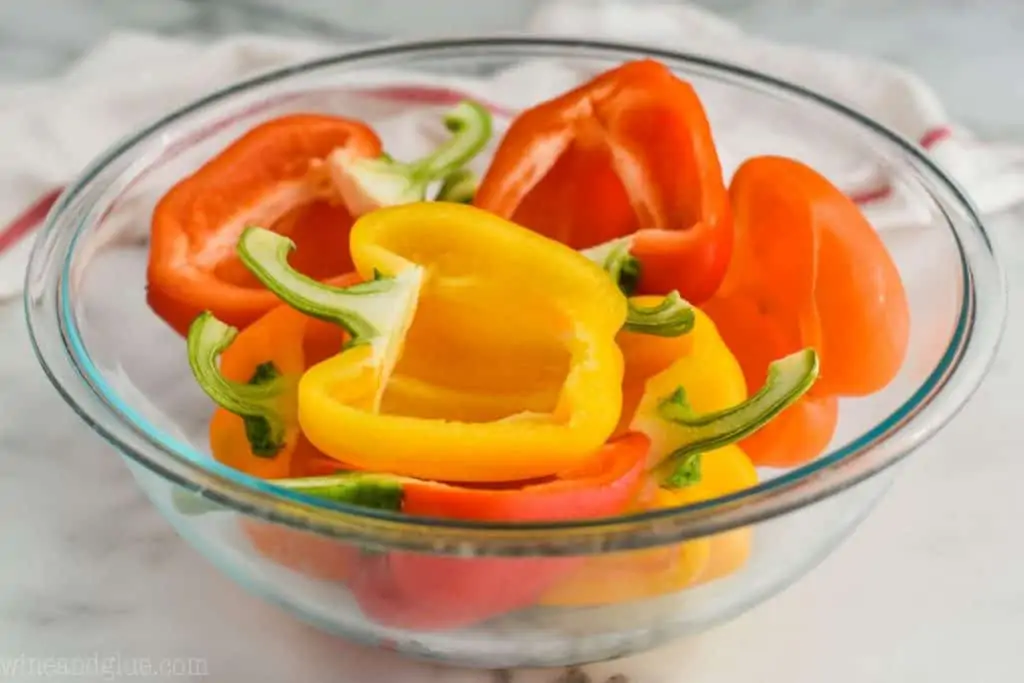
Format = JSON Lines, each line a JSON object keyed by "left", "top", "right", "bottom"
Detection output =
{"left": 475, "top": 59, "right": 733, "bottom": 303}
{"left": 704, "top": 155, "right": 908, "bottom": 466}
{"left": 188, "top": 292, "right": 359, "bottom": 479}
{"left": 147, "top": 114, "right": 382, "bottom": 335}
{"left": 539, "top": 445, "right": 757, "bottom": 607}
{"left": 657, "top": 445, "right": 758, "bottom": 586}
{"left": 541, "top": 310, "right": 818, "bottom": 606}
{"left": 541, "top": 310, "right": 747, "bottom": 605}
{"left": 616, "top": 305, "right": 736, "bottom": 437}
{"left": 376, "top": 244, "right": 693, "bottom": 427}
{"left": 296, "top": 202, "right": 628, "bottom": 482}
{"left": 377, "top": 285, "right": 693, "bottom": 426}
{"left": 182, "top": 433, "right": 650, "bottom": 629}
{"left": 338, "top": 433, "right": 651, "bottom": 630}
{"left": 185, "top": 298, "right": 360, "bottom": 582}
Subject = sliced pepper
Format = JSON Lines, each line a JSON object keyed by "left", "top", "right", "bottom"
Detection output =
{"left": 147, "top": 114, "right": 382, "bottom": 335}
{"left": 704, "top": 155, "right": 908, "bottom": 466}
{"left": 187, "top": 223, "right": 425, "bottom": 583}
{"left": 475, "top": 59, "right": 733, "bottom": 303}
{"left": 243, "top": 202, "right": 628, "bottom": 483}
{"left": 237, "top": 225, "right": 425, "bottom": 415}
{"left": 186, "top": 301, "right": 348, "bottom": 479}
{"left": 268, "top": 433, "right": 650, "bottom": 630}
{"left": 702, "top": 295, "right": 839, "bottom": 467}
{"left": 541, "top": 312, "right": 818, "bottom": 606}
{"left": 542, "top": 310, "right": 744, "bottom": 606}
{"left": 175, "top": 433, "right": 650, "bottom": 629}
{"left": 615, "top": 304, "right": 731, "bottom": 436}
{"left": 656, "top": 444, "right": 758, "bottom": 587}
{"left": 184, "top": 297, "right": 361, "bottom": 582}
{"left": 374, "top": 243, "right": 694, "bottom": 427}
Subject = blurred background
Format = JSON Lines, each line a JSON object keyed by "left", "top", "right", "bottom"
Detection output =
{"left": 1, "top": 0, "right": 1022, "bottom": 140}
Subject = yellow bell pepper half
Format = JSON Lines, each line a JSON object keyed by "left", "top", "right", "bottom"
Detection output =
{"left": 379, "top": 244, "right": 697, "bottom": 426}
{"left": 242, "top": 203, "right": 630, "bottom": 483}
{"left": 542, "top": 311, "right": 819, "bottom": 606}
{"left": 654, "top": 444, "right": 759, "bottom": 587}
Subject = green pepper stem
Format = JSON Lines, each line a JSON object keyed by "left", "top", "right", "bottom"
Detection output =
{"left": 172, "top": 473, "right": 405, "bottom": 517}
{"left": 186, "top": 312, "right": 288, "bottom": 456}
{"left": 580, "top": 236, "right": 641, "bottom": 296}
{"left": 275, "top": 474, "right": 405, "bottom": 510}
{"left": 435, "top": 167, "right": 478, "bottom": 203}
{"left": 662, "top": 452, "right": 702, "bottom": 489}
{"left": 648, "top": 348, "right": 820, "bottom": 479}
{"left": 411, "top": 100, "right": 492, "bottom": 180}
{"left": 236, "top": 226, "right": 422, "bottom": 349}
{"left": 329, "top": 99, "right": 491, "bottom": 212}
{"left": 624, "top": 292, "right": 695, "bottom": 337}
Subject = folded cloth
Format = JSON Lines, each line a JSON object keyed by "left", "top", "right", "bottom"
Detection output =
{"left": 2, "top": 0, "right": 1022, "bottom": 300}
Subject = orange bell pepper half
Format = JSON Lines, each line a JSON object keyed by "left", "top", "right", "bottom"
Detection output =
{"left": 704, "top": 155, "right": 909, "bottom": 467}
{"left": 185, "top": 292, "right": 365, "bottom": 582}
{"left": 147, "top": 114, "right": 382, "bottom": 336}
{"left": 475, "top": 59, "right": 733, "bottom": 303}
{"left": 192, "top": 290, "right": 360, "bottom": 479}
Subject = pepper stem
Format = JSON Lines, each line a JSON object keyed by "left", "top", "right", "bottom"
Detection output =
{"left": 186, "top": 312, "right": 288, "bottom": 456}
{"left": 662, "top": 452, "right": 702, "bottom": 489}
{"left": 640, "top": 348, "right": 820, "bottom": 485}
{"left": 275, "top": 474, "right": 405, "bottom": 510}
{"left": 236, "top": 226, "right": 423, "bottom": 351}
{"left": 172, "top": 473, "right": 405, "bottom": 517}
{"left": 580, "top": 236, "right": 641, "bottom": 296}
{"left": 328, "top": 99, "right": 492, "bottom": 214}
{"left": 435, "top": 167, "right": 478, "bottom": 203}
{"left": 415, "top": 101, "right": 492, "bottom": 179}
{"left": 624, "top": 292, "right": 695, "bottom": 337}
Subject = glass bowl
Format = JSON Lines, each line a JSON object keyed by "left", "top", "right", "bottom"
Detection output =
{"left": 25, "top": 38, "right": 1005, "bottom": 669}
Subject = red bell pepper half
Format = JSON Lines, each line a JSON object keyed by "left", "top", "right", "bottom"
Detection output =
{"left": 274, "top": 432, "right": 650, "bottom": 630}
{"left": 147, "top": 114, "right": 382, "bottom": 336}
{"left": 474, "top": 59, "right": 733, "bottom": 303}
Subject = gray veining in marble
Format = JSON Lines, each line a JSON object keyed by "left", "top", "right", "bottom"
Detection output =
{"left": 2, "top": 2, "right": 1024, "bottom": 682}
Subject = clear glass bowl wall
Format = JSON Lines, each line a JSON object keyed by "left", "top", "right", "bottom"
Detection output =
{"left": 26, "top": 39, "right": 1004, "bottom": 668}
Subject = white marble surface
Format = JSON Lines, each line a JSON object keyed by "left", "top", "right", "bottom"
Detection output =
{"left": 2, "top": 2, "right": 1024, "bottom": 682}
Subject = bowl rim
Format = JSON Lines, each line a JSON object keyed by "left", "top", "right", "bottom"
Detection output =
{"left": 25, "top": 36, "right": 1006, "bottom": 556}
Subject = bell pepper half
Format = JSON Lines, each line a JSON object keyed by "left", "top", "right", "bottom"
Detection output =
{"left": 244, "top": 432, "right": 648, "bottom": 630}
{"left": 539, "top": 444, "right": 756, "bottom": 607}
{"left": 474, "top": 59, "right": 733, "bottom": 304}
{"left": 147, "top": 102, "right": 492, "bottom": 337}
{"left": 372, "top": 239, "right": 696, "bottom": 428}
{"left": 184, "top": 297, "right": 364, "bottom": 581}
{"left": 185, "top": 219, "right": 425, "bottom": 583}
{"left": 703, "top": 155, "right": 909, "bottom": 466}
{"left": 146, "top": 114, "right": 382, "bottom": 336}
{"left": 186, "top": 300, "right": 351, "bottom": 479}
{"left": 172, "top": 432, "right": 650, "bottom": 629}
{"left": 240, "top": 202, "right": 629, "bottom": 483}
{"left": 542, "top": 310, "right": 818, "bottom": 606}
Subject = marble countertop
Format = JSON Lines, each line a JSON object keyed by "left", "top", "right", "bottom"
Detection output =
{"left": 2, "top": 2, "right": 1024, "bottom": 682}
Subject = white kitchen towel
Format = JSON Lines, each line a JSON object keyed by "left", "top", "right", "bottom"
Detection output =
{"left": 3, "top": 0, "right": 1023, "bottom": 300}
